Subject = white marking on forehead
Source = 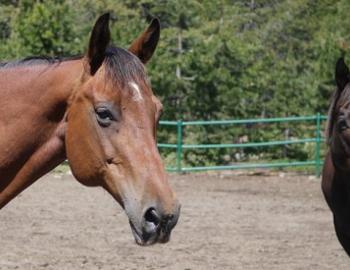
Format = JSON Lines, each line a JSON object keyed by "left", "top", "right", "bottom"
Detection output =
{"left": 128, "top": 82, "right": 143, "bottom": 101}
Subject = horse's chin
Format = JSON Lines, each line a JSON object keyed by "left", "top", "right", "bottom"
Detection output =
{"left": 129, "top": 220, "right": 172, "bottom": 246}
{"left": 129, "top": 221, "right": 159, "bottom": 246}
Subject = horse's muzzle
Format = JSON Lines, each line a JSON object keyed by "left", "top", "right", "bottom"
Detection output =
{"left": 129, "top": 204, "right": 181, "bottom": 246}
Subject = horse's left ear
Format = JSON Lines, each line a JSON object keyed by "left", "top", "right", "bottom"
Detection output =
{"left": 128, "top": 18, "right": 160, "bottom": 64}
{"left": 87, "top": 13, "right": 111, "bottom": 75}
{"left": 335, "top": 57, "right": 350, "bottom": 91}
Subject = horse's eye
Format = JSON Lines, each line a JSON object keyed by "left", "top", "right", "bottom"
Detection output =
{"left": 95, "top": 107, "right": 114, "bottom": 127}
{"left": 338, "top": 118, "right": 348, "bottom": 132}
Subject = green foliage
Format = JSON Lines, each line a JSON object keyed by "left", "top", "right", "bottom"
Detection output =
{"left": 13, "top": 1, "right": 82, "bottom": 56}
{"left": 0, "top": 0, "right": 349, "bottom": 167}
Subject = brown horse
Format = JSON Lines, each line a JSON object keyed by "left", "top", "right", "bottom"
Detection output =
{"left": 322, "top": 57, "right": 350, "bottom": 255}
{"left": 0, "top": 13, "right": 180, "bottom": 246}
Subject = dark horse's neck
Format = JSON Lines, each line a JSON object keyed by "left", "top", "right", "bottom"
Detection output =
{"left": 0, "top": 59, "right": 83, "bottom": 208}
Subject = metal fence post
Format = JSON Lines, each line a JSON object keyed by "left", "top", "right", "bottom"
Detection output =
{"left": 176, "top": 120, "right": 183, "bottom": 173}
{"left": 315, "top": 113, "right": 321, "bottom": 177}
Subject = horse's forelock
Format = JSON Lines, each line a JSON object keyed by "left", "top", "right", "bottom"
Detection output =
{"left": 104, "top": 47, "right": 147, "bottom": 88}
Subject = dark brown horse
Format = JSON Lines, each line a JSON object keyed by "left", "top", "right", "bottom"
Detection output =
{"left": 322, "top": 57, "right": 350, "bottom": 255}
{"left": 0, "top": 13, "right": 180, "bottom": 246}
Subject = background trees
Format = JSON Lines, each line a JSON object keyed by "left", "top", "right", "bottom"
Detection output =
{"left": 0, "top": 0, "right": 349, "bottom": 166}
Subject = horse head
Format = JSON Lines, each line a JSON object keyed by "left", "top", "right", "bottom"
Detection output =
{"left": 327, "top": 57, "right": 350, "bottom": 171}
{"left": 65, "top": 14, "right": 180, "bottom": 245}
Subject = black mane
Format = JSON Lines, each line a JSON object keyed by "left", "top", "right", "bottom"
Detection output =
{"left": 0, "top": 55, "right": 82, "bottom": 69}
{"left": 0, "top": 46, "right": 147, "bottom": 86}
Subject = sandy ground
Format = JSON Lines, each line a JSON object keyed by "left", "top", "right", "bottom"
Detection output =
{"left": 0, "top": 171, "right": 349, "bottom": 269}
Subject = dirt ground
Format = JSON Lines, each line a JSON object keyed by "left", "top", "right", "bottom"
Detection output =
{"left": 0, "top": 171, "right": 349, "bottom": 269}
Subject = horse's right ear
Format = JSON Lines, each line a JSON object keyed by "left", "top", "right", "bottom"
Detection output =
{"left": 335, "top": 57, "right": 350, "bottom": 91}
{"left": 87, "top": 13, "right": 111, "bottom": 75}
{"left": 128, "top": 18, "right": 160, "bottom": 64}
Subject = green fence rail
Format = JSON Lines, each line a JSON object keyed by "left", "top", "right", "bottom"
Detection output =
{"left": 158, "top": 114, "right": 327, "bottom": 176}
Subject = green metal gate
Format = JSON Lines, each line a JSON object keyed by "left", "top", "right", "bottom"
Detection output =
{"left": 158, "top": 114, "right": 327, "bottom": 176}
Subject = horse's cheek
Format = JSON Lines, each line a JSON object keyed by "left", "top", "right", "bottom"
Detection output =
{"left": 65, "top": 100, "right": 105, "bottom": 186}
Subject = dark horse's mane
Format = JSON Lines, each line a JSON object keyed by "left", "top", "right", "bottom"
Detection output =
{"left": 326, "top": 89, "right": 339, "bottom": 143}
{"left": 0, "top": 46, "right": 147, "bottom": 87}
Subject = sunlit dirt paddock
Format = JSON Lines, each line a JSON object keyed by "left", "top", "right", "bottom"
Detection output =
{"left": 0, "top": 171, "right": 348, "bottom": 269}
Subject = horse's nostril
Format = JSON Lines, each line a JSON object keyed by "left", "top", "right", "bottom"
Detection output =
{"left": 144, "top": 207, "right": 160, "bottom": 226}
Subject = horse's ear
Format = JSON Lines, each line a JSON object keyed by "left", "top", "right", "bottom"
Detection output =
{"left": 87, "top": 13, "right": 111, "bottom": 75}
{"left": 128, "top": 18, "right": 160, "bottom": 64}
{"left": 335, "top": 57, "right": 350, "bottom": 91}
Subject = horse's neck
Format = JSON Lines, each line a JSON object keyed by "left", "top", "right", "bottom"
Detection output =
{"left": 336, "top": 168, "right": 350, "bottom": 186}
{"left": 0, "top": 60, "right": 83, "bottom": 208}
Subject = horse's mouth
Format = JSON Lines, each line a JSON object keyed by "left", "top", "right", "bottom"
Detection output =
{"left": 129, "top": 220, "right": 171, "bottom": 246}
{"left": 125, "top": 202, "right": 180, "bottom": 246}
